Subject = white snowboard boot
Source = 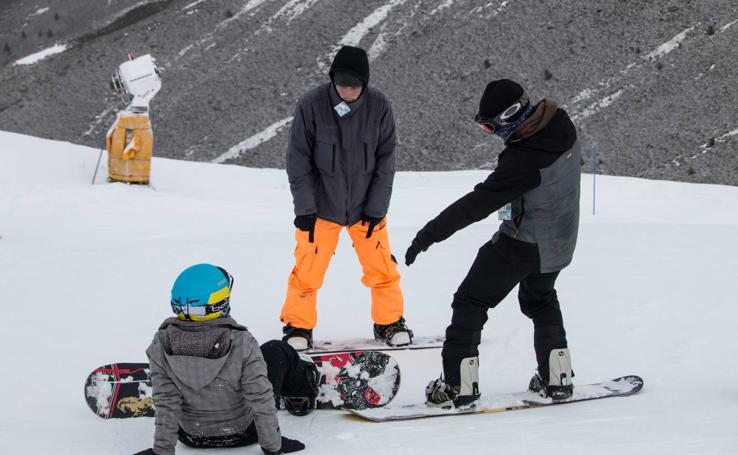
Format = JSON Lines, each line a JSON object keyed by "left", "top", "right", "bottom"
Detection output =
{"left": 529, "top": 348, "right": 574, "bottom": 400}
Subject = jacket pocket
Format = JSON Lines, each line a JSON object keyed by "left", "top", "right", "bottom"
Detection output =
{"left": 360, "top": 132, "right": 377, "bottom": 174}
{"left": 315, "top": 131, "right": 337, "bottom": 176}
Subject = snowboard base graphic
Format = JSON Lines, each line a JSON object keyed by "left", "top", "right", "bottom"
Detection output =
{"left": 84, "top": 351, "right": 400, "bottom": 418}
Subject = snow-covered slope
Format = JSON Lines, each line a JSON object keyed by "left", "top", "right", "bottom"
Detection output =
{"left": 1, "top": 130, "right": 737, "bottom": 454}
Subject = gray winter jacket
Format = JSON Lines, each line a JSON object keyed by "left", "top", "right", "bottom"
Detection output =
{"left": 146, "top": 317, "right": 281, "bottom": 455}
{"left": 286, "top": 82, "right": 397, "bottom": 226}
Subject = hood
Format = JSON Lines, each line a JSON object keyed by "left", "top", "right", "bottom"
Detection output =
{"left": 157, "top": 317, "right": 247, "bottom": 390}
{"left": 510, "top": 104, "right": 577, "bottom": 154}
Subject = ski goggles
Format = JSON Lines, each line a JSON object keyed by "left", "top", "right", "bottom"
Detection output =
{"left": 474, "top": 95, "right": 530, "bottom": 133}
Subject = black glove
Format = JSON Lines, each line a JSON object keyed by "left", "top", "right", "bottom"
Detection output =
{"left": 361, "top": 214, "right": 383, "bottom": 239}
{"left": 405, "top": 233, "right": 432, "bottom": 266}
{"left": 294, "top": 214, "right": 317, "bottom": 243}
{"left": 262, "top": 436, "right": 306, "bottom": 455}
{"left": 133, "top": 449, "right": 156, "bottom": 455}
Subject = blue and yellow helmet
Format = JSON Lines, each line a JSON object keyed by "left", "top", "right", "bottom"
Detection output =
{"left": 170, "top": 264, "right": 233, "bottom": 321}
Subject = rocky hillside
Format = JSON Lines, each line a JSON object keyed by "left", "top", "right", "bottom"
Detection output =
{"left": 1, "top": 0, "right": 736, "bottom": 184}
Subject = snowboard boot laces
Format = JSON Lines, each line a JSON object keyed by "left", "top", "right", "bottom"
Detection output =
{"left": 373, "top": 317, "right": 414, "bottom": 347}
{"left": 282, "top": 325, "right": 313, "bottom": 351}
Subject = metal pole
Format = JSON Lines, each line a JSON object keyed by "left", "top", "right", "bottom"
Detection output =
{"left": 592, "top": 143, "right": 597, "bottom": 215}
{"left": 91, "top": 142, "right": 105, "bottom": 185}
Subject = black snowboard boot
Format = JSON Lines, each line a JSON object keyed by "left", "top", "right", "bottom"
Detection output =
{"left": 283, "top": 354, "right": 321, "bottom": 416}
{"left": 528, "top": 348, "right": 574, "bottom": 400}
{"left": 425, "top": 357, "right": 481, "bottom": 408}
{"left": 282, "top": 324, "right": 313, "bottom": 351}
{"left": 374, "top": 317, "right": 414, "bottom": 347}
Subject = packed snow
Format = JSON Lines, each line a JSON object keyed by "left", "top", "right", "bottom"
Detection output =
{"left": 1, "top": 130, "right": 737, "bottom": 454}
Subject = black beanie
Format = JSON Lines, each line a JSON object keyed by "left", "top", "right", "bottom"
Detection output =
{"left": 329, "top": 46, "right": 370, "bottom": 87}
{"left": 477, "top": 79, "right": 525, "bottom": 119}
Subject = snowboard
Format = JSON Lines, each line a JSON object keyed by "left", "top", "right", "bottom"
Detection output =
{"left": 84, "top": 351, "right": 400, "bottom": 419}
{"left": 349, "top": 375, "right": 643, "bottom": 422}
{"left": 309, "top": 335, "right": 444, "bottom": 354}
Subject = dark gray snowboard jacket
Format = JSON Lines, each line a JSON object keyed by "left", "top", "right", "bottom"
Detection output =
{"left": 286, "top": 82, "right": 397, "bottom": 226}
{"left": 413, "top": 105, "right": 580, "bottom": 273}
{"left": 146, "top": 317, "right": 281, "bottom": 455}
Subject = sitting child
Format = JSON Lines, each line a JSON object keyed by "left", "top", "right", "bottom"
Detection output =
{"left": 135, "top": 264, "right": 316, "bottom": 455}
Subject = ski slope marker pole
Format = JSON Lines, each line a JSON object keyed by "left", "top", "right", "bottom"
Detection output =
{"left": 592, "top": 143, "right": 597, "bottom": 215}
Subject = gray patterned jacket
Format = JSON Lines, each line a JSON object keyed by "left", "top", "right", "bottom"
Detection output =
{"left": 146, "top": 317, "right": 281, "bottom": 455}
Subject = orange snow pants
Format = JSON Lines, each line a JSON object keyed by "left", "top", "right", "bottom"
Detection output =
{"left": 281, "top": 217, "right": 404, "bottom": 329}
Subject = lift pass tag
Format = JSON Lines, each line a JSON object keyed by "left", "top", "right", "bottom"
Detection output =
{"left": 498, "top": 203, "right": 512, "bottom": 221}
{"left": 334, "top": 101, "right": 351, "bottom": 117}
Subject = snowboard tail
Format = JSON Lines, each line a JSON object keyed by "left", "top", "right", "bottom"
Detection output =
{"left": 85, "top": 363, "right": 154, "bottom": 419}
{"left": 350, "top": 375, "right": 643, "bottom": 422}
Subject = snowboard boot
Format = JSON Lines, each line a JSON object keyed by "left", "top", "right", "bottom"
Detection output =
{"left": 282, "top": 324, "right": 313, "bottom": 351}
{"left": 283, "top": 354, "right": 321, "bottom": 416}
{"left": 425, "top": 357, "right": 481, "bottom": 408}
{"left": 528, "top": 348, "right": 574, "bottom": 400}
{"left": 374, "top": 317, "right": 414, "bottom": 347}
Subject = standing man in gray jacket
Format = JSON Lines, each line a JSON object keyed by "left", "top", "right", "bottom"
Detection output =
{"left": 281, "top": 45, "right": 412, "bottom": 350}
{"left": 134, "top": 264, "right": 309, "bottom": 455}
{"left": 405, "top": 80, "right": 581, "bottom": 408}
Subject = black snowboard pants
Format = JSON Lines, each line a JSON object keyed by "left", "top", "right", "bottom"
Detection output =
{"left": 442, "top": 235, "right": 568, "bottom": 387}
{"left": 179, "top": 422, "right": 258, "bottom": 448}
{"left": 260, "top": 339, "right": 317, "bottom": 407}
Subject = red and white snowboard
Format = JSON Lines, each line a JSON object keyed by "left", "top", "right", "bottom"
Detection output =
{"left": 84, "top": 351, "right": 400, "bottom": 419}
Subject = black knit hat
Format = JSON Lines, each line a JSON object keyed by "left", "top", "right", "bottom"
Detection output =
{"left": 329, "top": 46, "right": 369, "bottom": 87}
{"left": 477, "top": 79, "right": 525, "bottom": 119}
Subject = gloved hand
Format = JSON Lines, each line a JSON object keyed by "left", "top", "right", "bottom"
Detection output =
{"left": 133, "top": 449, "right": 156, "bottom": 455}
{"left": 361, "top": 214, "right": 383, "bottom": 239}
{"left": 262, "top": 436, "right": 306, "bottom": 455}
{"left": 294, "top": 214, "right": 317, "bottom": 243}
{"left": 405, "top": 233, "right": 432, "bottom": 266}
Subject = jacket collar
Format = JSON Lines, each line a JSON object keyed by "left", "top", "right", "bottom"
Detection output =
{"left": 328, "top": 82, "right": 366, "bottom": 119}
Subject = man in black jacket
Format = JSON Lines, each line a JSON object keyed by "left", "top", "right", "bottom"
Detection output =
{"left": 405, "top": 79, "right": 581, "bottom": 408}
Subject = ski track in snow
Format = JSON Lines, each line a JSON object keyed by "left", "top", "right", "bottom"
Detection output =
{"left": 571, "top": 89, "right": 625, "bottom": 122}
{"left": 720, "top": 18, "right": 738, "bottom": 31}
{"left": 181, "top": 0, "right": 207, "bottom": 11}
{"left": 213, "top": 116, "right": 294, "bottom": 164}
{"left": 318, "top": 0, "right": 407, "bottom": 72}
{"left": 272, "top": 0, "right": 321, "bottom": 23}
{"left": 567, "top": 24, "right": 700, "bottom": 120}
{"left": 13, "top": 43, "right": 68, "bottom": 65}
{"left": 429, "top": 0, "right": 455, "bottom": 16}
{"left": 643, "top": 25, "right": 696, "bottom": 60}
{"left": 471, "top": 0, "right": 511, "bottom": 17}
{"left": 28, "top": 7, "right": 50, "bottom": 17}
{"left": 673, "top": 127, "right": 738, "bottom": 166}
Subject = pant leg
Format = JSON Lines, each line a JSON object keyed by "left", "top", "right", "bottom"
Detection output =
{"left": 347, "top": 217, "right": 404, "bottom": 325}
{"left": 518, "top": 271, "right": 568, "bottom": 382}
{"left": 442, "top": 240, "right": 528, "bottom": 387}
{"left": 281, "top": 218, "right": 342, "bottom": 329}
{"left": 260, "top": 340, "right": 316, "bottom": 407}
